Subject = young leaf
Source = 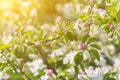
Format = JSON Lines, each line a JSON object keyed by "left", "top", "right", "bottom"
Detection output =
{"left": 38, "top": 30, "right": 43, "bottom": 39}
{"left": 87, "top": 38, "right": 98, "bottom": 45}
{"left": 0, "top": 43, "right": 12, "bottom": 50}
{"left": 56, "top": 71, "right": 71, "bottom": 80}
{"left": 90, "top": 44, "right": 101, "bottom": 50}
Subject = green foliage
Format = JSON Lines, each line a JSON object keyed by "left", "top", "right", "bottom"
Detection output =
{"left": 90, "top": 44, "right": 101, "bottom": 50}
{"left": 103, "top": 72, "right": 116, "bottom": 80}
{"left": 0, "top": 43, "right": 12, "bottom": 50}
{"left": 56, "top": 71, "right": 71, "bottom": 80}
{"left": 0, "top": 0, "right": 120, "bottom": 80}
{"left": 88, "top": 49, "right": 100, "bottom": 61}
{"left": 86, "top": 38, "right": 98, "bottom": 45}
{"left": 74, "top": 52, "right": 83, "bottom": 65}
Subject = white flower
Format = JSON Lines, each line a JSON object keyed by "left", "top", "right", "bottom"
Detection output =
{"left": 82, "top": 5, "right": 92, "bottom": 13}
{"left": 63, "top": 51, "right": 78, "bottom": 64}
{"left": 78, "top": 74, "right": 83, "bottom": 79}
{"left": 40, "top": 73, "right": 56, "bottom": 80}
{"left": 51, "top": 45, "right": 68, "bottom": 57}
{"left": 35, "top": 41, "right": 40, "bottom": 46}
{"left": 66, "top": 67, "right": 75, "bottom": 75}
{"left": 1, "top": 3, "right": 8, "bottom": 9}
{"left": 30, "top": 8, "right": 38, "bottom": 17}
{"left": 22, "top": 1, "right": 30, "bottom": 7}
{"left": 28, "top": 53, "right": 38, "bottom": 59}
{"left": 93, "top": 8, "right": 107, "bottom": 18}
{"left": 85, "top": 67, "right": 103, "bottom": 80}
{"left": 74, "top": 19, "right": 85, "bottom": 33}
{"left": 99, "top": 10, "right": 107, "bottom": 18}
{"left": 83, "top": 51, "right": 89, "bottom": 61}
{"left": 78, "top": 72, "right": 87, "bottom": 80}
{"left": 26, "top": 59, "right": 46, "bottom": 76}
{"left": 119, "top": 74, "right": 120, "bottom": 80}
{"left": 107, "top": 45, "right": 115, "bottom": 54}
{"left": 55, "top": 16, "right": 62, "bottom": 24}
{"left": 63, "top": 3, "right": 74, "bottom": 18}
{"left": 2, "top": 32, "right": 12, "bottom": 44}
{"left": 40, "top": 75, "right": 49, "bottom": 80}
{"left": 0, "top": 71, "right": 10, "bottom": 80}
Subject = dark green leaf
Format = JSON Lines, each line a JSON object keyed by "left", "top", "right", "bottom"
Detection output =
{"left": 81, "top": 34, "right": 90, "bottom": 43}
{"left": 90, "top": 44, "right": 101, "bottom": 50}
{"left": 74, "top": 65, "right": 79, "bottom": 73}
{"left": 65, "top": 32, "right": 77, "bottom": 41}
{"left": 87, "top": 38, "right": 98, "bottom": 45}
{"left": 89, "top": 49, "right": 100, "bottom": 61}
{"left": 74, "top": 52, "right": 83, "bottom": 65}
{"left": 103, "top": 72, "right": 116, "bottom": 80}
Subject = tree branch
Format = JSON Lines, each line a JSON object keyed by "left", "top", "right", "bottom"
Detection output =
{"left": 35, "top": 46, "right": 57, "bottom": 75}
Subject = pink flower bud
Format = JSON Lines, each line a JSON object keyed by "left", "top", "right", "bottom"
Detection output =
{"left": 3, "top": 31, "right": 8, "bottom": 36}
{"left": 78, "top": 43, "right": 87, "bottom": 50}
{"left": 85, "top": 5, "right": 92, "bottom": 13}
{"left": 35, "top": 41, "right": 40, "bottom": 46}
{"left": 89, "top": 66, "right": 94, "bottom": 70}
{"left": 46, "top": 69, "right": 53, "bottom": 76}
{"left": 77, "top": 19, "right": 81, "bottom": 25}
{"left": 65, "top": 21, "right": 70, "bottom": 25}
{"left": 13, "top": 27, "right": 18, "bottom": 32}
{"left": 85, "top": 31, "right": 89, "bottom": 35}
{"left": 52, "top": 31, "right": 56, "bottom": 36}
{"left": 10, "top": 44, "right": 18, "bottom": 50}
{"left": 92, "top": 20, "right": 96, "bottom": 24}
{"left": 84, "top": 21, "right": 89, "bottom": 26}
{"left": 13, "top": 27, "right": 19, "bottom": 37}
{"left": 109, "top": 24, "right": 114, "bottom": 29}
{"left": 64, "top": 31, "right": 68, "bottom": 35}
{"left": 55, "top": 16, "right": 62, "bottom": 24}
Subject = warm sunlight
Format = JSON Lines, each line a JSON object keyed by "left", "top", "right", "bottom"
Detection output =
{"left": 0, "top": 0, "right": 120, "bottom": 80}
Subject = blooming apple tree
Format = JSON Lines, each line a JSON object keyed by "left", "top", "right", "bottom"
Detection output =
{"left": 0, "top": 0, "right": 120, "bottom": 80}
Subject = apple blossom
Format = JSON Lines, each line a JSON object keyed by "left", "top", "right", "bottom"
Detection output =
{"left": 46, "top": 69, "right": 53, "bottom": 76}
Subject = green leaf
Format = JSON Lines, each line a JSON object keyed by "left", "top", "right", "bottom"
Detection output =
{"left": 103, "top": 72, "right": 116, "bottom": 80}
{"left": 56, "top": 71, "right": 71, "bottom": 80}
{"left": 81, "top": 34, "right": 90, "bottom": 43}
{"left": 0, "top": 43, "right": 12, "bottom": 50}
{"left": 74, "top": 65, "right": 79, "bottom": 73}
{"left": 88, "top": 49, "right": 100, "bottom": 61}
{"left": 38, "top": 30, "right": 43, "bottom": 39}
{"left": 74, "top": 52, "right": 83, "bottom": 65}
{"left": 90, "top": 44, "right": 101, "bottom": 50}
{"left": 87, "top": 38, "right": 98, "bottom": 45}
{"left": 44, "top": 34, "right": 51, "bottom": 39}
{"left": 65, "top": 31, "right": 77, "bottom": 41}
{"left": 23, "top": 31, "right": 33, "bottom": 37}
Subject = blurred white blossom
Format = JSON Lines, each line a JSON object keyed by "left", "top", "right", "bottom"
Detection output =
{"left": 85, "top": 67, "right": 103, "bottom": 80}
{"left": 26, "top": 59, "right": 46, "bottom": 76}
{"left": 0, "top": 71, "right": 10, "bottom": 80}
{"left": 2, "top": 32, "right": 12, "bottom": 44}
